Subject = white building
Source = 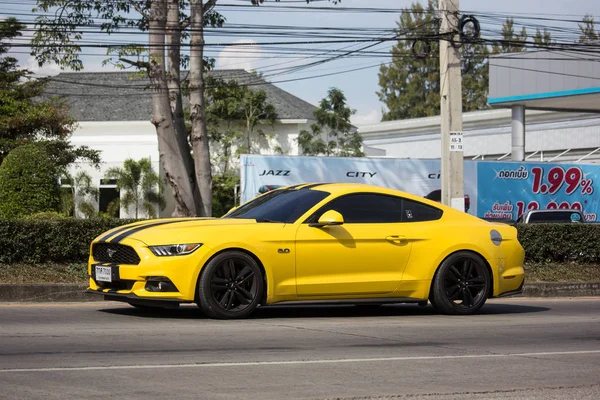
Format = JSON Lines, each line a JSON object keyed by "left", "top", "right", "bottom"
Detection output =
{"left": 47, "top": 70, "right": 320, "bottom": 218}
{"left": 360, "top": 109, "right": 600, "bottom": 163}
{"left": 50, "top": 55, "right": 600, "bottom": 218}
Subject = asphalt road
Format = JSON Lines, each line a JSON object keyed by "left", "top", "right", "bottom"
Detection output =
{"left": 0, "top": 298, "right": 599, "bottom": 400}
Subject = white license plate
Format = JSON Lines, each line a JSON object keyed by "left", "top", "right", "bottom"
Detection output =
{"left": 95, "top": 266, "right": 112, "bottom": 282}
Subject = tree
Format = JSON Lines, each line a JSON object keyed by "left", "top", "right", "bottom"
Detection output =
{"left": 0, "top": 144, "right": 61, "bottom": 218}
{"left": 491, "top": 18, "right": 528, "bottom": 54}
{"left": 203, "top": 77, "right": 277, "bottom": 214}
{"left": 105, "top": 158, "right": 166, "bottom": 219}
{"left": 59, "top": 171, "right": 100, "bottom": 218}
{"left": 579, "top": 14, "right": 599, "bottom": 43}
{"left": 31, "top": 0, "right": 338, "bottom": 217}
{"left": 377, "top": 1, "right": 490, "bottom": 121}
{"left": 377, "top": 6, "right": 553, "bottom": 121}
{"left": 239, "top": 87, "right": 278, "bottom": 154}
{"left": 533, "top": 28, "right": 554, "bottom": 48}
{"left": 298, "top": 88, "right": 364, "bottom": 157}
{"left": 0, "top": 18, "right": 99, "bottom": 169}
{"left": 211, "top": 174, "right": 239, "bottom": 218}
{"left": 204, "top": 77, "right": 278, "bottom": 172}
{"left": 205, "top": 77, "right": 245, "bottom": 174}
{"left": 74, "top": 171, "right": 100, "bottom": 218}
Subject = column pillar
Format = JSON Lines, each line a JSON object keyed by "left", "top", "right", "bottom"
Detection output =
{"left": 511, "top": 105, "right": 525, "bottom": 161}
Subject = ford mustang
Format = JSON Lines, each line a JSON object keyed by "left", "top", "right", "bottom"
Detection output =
{"left": 87, "top": 183, "right": 525, "bottom": 319}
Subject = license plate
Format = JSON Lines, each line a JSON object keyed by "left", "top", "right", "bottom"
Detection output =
{"left": 95, "top": 266, "right": 112, "bottom": 282}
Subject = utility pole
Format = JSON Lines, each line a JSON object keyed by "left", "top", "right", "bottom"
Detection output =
{"left": 439, "top": 0, "right": 464, "bottom": 211}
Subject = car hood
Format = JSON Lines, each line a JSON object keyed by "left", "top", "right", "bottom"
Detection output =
{"left": 95, "top": 217, "right": 263, "bottom": 245}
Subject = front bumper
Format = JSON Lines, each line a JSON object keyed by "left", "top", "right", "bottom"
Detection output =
{"left": 86, "top": 288, "right": 187, "bottom": 308}
{"left": 88, "top": 238, "right": 210, "bottom": 302}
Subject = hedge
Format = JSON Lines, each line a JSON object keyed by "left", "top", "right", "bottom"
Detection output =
{"left": 0, "top": 218, "right": 138, "bottom": 264}
{"left": 517, "top": 224, "right": 600, "bottom": 263}
{"left": 0, "top": 218, "right": 599, "bottom": 265}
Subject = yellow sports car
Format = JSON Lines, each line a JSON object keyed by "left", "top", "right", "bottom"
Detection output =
{"left": 87, "top": 183, "right": 525, "bottom": 319}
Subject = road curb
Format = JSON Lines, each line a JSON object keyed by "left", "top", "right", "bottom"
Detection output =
{"left": 520, "top": 282, "right": 600, "bottom": 298}
{"left": 1, "top": 282, "right": 600, "bottom": 303}
{"left": 0, "top": 284, "right": 96, "bottom": 303}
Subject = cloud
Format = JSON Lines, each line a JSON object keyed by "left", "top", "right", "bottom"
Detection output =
{"left": 215, "top": 39, "right": 264, "bottom": 71}
{"left": 351, "top": 109, "right": 381, "bottom": 127}
{"left": 25, "top": 56, "right": 61, "bottom": 77}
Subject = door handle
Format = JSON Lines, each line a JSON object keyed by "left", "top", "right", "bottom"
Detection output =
{"left": 385, "top": 235, "right": 408, "bottom": 244}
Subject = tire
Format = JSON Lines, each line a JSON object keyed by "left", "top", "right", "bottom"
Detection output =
{"left": 430, "top": 251, "right": 491, "bottom": 315}
{"left": 197, "top": 251, "right": 264, "bottom": 319}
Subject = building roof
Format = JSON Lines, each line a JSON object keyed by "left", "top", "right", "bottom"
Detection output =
{"left": 43, "top": 69, "right": 318, "bottom": 122}
{"left": 488, "top": 50, "right": 600, "bottom": 113}
{"left": 358, "top": 108, "right": 600, "bottom": 140}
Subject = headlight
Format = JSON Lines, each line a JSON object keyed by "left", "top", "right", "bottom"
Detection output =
{"left": 149, "top": 243, "right": 202, "bottom": 256}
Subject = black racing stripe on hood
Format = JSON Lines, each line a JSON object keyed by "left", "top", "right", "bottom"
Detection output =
{"left": 97, "top": 222, "right": 155, "bottom": 243}
{"left": 108, "top": 220, "right": 191, "bottom": 243}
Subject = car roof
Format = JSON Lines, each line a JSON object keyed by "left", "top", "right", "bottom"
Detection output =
{"left": 285, "top": 182, "right": 440, "bottom": 205}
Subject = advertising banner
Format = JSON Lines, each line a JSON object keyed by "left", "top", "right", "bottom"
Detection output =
{"left": 240, "top": 155, "right": 479, "bottom": 216}
{"left": 477, "top": 162, "right": 600, "bottom": 222}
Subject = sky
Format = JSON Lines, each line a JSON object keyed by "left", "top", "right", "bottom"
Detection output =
{"left": 2, "top": 0, "right": 600, "bottom": 126}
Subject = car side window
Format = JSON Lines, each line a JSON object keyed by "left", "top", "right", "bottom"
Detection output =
{"left": 308, "top": 193, "right": 444, "bottom": 224}
{"left": 309, "top": 193, "right": 404, "bottom": 223}
{"left": 402, "top": 198, "right": 443, "bottom": 222}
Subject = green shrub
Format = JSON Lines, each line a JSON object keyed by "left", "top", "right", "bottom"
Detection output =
{"left": 517, "top": 223, "right": 600, "bottom": 263}
{"left": 0, "top": 144, "right": 62, "bottom": 218}
{"left": 0, "top": 218, "right": 599, "bottom": 266}
{"left": 0, "top": 218, "right": 138, "bottom": 264}
{"left": 23, "top": 211, "right": 69, "bottom": 220}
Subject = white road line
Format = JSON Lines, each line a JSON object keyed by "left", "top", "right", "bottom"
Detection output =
{"left": 1, "top": 350, "right": 599, "bottom": 373}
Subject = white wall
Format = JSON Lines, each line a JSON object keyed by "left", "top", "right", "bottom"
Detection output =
{"left": 359, "top": 109, "right": 600, "bottom": 163}
{"left": 68, "top": 121, "right": 161, "bottom": 219}
{"left": 69, "top": 119, "right": 312, "bottom": 218}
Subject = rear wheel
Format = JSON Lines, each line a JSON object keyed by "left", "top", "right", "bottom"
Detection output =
{"left": 430, "top": 251, "right": 490, "bottom": 315}
{"left": 197, "top": 251, "right": 264, "bottom": 319}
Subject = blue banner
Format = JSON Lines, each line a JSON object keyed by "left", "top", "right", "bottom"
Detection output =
{"left": 477, "top": 162, "right": 600, "bottom": 222}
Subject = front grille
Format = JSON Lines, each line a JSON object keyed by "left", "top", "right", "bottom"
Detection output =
{"left": 92, "top": 243, "right": 141, "bottom": 265}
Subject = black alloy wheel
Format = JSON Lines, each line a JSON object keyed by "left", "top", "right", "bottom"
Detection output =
{"left": 430, "top": 251, "right": 490, "bottom": 315}
{"left": 197, "top": 251, "right": 264, "bottom": 319}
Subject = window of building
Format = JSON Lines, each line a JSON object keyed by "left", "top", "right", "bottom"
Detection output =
{"left": 99, "top": 179, "right": 120, "bottom": 218}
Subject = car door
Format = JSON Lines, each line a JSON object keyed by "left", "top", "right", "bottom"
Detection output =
{"left": 294, "top": 193, "right": 413, "bottom": 297}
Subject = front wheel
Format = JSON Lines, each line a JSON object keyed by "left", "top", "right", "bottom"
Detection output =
{"left": 197, "top": 251, "right": 264, "bottom": 319}
{"left": 430, "top": 251, "right": 491, "bottom": 315}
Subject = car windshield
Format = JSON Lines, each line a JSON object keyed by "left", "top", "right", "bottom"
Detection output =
{"left": 224, "top": 188, "right": 330, "bottom": 223}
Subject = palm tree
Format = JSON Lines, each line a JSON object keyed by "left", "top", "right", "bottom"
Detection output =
{"left": 106, "top": 158, "right": 166, "bottom": 219}
{"left": 74, "top": 171, "right": 99, "bottom": 218}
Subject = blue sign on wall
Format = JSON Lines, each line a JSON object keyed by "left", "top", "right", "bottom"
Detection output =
{"left": 477, "top": 162, "right": 600, "bottom": 222}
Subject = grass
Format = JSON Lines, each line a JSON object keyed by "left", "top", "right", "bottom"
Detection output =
{"left": 523, "top": 262, "right": 600, "bottom": 283}
{"left": 0, "top": 262, "right": 599, "bottom": 284}
{"left": 0, "top": 263, "right": 88, "bottom": 284}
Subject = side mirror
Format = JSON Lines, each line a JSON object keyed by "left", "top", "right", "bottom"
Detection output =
{"left": 309, "top": 210, "right": 344, "bottom": 228}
